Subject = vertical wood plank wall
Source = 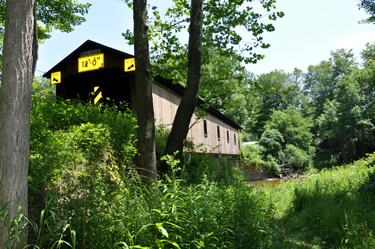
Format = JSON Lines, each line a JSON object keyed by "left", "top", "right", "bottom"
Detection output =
{"left": 152, "top": 83, "right": 239, "bottom": 155}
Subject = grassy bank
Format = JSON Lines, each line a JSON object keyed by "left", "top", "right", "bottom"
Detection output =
{"left": 22, "top": 96, "right": 291, "bottom": 248}
{"left": 254, "top": 153, "right": 375, "bottom": 248}
{"left": 2, "top": 92, "right": 375, "bottom": 248}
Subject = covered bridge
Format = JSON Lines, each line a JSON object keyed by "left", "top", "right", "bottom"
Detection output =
{"left": 43, "top": 40, "right": 241, "bottom": 156}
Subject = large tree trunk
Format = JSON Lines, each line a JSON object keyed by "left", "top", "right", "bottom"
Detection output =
{"left": 133, "top": 0, "right": 157, "bottom": 184}
{"left": 162, "top": 0, "right": 204, "bottom": 175}
{"left": 0, "top": 0, "right": 37, "bottom": 247}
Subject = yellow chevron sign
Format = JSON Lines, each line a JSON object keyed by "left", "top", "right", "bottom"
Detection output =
{"left": 94, "top": 86, "right": 102, "bottom": 105}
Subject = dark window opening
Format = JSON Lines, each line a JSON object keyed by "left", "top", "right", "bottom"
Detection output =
{"left": 227, "top": 130, "right": 229, "bottom": 143}
{"left": 204, "top": 120, "right": 207, "bottom": 137}
{"left": 217, "top": 126, "right": 220, "bottom": 141}
{"left": 234, "top": 134, "right": 236, "bottom": 145}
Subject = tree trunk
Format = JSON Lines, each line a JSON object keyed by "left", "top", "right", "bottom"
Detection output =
{"left": 0, "top": 0, "right": 37, "bottom": 247}
{"left": 133, "top": 0, "right": 157, "bottom": 184}
{"left": 162, "top": 0, "right": 204, "bottom": 175}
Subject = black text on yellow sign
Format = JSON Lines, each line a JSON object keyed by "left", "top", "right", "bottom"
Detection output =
{"left": 124, "top": 58, "right": 135, "bottom": 72}
{"left": 78, "top": 53, "right": 104, "bottom": 73}
{"left": 94, "top": 86, "right": 102, "bottom": 105}
{"left": 51, "top": 71, "right": 61, "bottom": 84}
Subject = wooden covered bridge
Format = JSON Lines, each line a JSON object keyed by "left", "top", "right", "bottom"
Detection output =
{"left": 43, "top": 40, "right": 241, "bottom": 156}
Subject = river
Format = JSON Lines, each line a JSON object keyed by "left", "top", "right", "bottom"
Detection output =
{"left": 248, "top": 178, "right": 295, "bottom": 188}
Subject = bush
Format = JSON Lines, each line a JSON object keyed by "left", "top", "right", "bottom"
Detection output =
{"left": 259, "top": 129, "right": 283, "bottom": 158}
{"left": 280, "top": 144, "right": 310, "bottom": 169}
{"left": 28, "top": 95, "right": 138, "bottom": 246}
{"left": 180, "top": 151, "right": 212, "bottom": 184}
{"left": 239, "top": 144, "right": 266, "bottom": 168}
{"left": 264, "top": 155, "right": 280, "bottom": 176}
{"left": 155, "top": 124, "right": 171, "bottom": 170}
{"left": 265, "top": 106, "right": 314, "bottom": 152}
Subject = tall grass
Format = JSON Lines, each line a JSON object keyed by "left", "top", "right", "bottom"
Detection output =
{"left": 256, "top": 153, "right": 375, "bottom": 248}
{"left": 3, "top": 84, "right": 372, "bottom": 248}
{"left": 24, "top": 94, "right": 293, "bottom": 248}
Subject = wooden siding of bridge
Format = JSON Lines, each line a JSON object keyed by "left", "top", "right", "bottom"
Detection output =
{"left": 152, "top": 83, "right": 239, "bottom": 155}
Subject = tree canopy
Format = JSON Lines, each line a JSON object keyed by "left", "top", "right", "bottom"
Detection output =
{"left": 0, "top": 0, "right": 91, "bottom": 79}
{"left": 358, "top": 0, "right": 375, "bottom": 24}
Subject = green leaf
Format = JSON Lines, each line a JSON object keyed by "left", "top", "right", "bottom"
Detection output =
{"left": 159, "top": 239, "right": 180, "bottom": 248}
{"left": 156, "top": 223, "right": 169, "bottom": 238}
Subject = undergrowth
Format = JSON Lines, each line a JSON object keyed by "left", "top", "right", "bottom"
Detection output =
{"left": 256, "top": 153, "right": 375, "bottom": 248}
{"left": 3, "top": 82, "right": 375, "bottom": 248}
{"left": 22, "top": 90, "right": 292, "bottom": 248}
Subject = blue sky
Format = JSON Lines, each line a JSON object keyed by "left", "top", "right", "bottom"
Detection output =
{"left": 36, "top": 0, "right": 375, "bottom": 78}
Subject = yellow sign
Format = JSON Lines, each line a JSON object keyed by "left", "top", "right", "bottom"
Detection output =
{"left": 78, "top": 53, "right": 104, "bottom": 73}
{"left": 51, "top": 71, "right": 61, "bottom": 84}
{"left": 124, "top": 58, "right": 135, "bottom": 72}
{"left": 93, "top": 86, "right": 102, "bottom": 105}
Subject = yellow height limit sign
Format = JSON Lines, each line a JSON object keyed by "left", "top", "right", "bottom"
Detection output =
{"left": 79, "top": 53, "right": 104, "bottom": 73}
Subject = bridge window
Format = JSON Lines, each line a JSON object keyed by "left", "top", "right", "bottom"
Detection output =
{"left": 217, "top": 126, "right": 220, "bottom": 141}
{"left": 227, "top": 130, "right": 229, "bottom": 143}
{"left": 234, "top": 134, "right": 236, "bottom": 145}
{"left": 204, "top": 120, "right": 207, "bottom": 137}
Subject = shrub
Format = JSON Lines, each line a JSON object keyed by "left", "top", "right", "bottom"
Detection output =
{"left": 259, "top": 129, "right": 283, "bottom": 158}
{"left": 264, "top": 155, "right": 280, "bottom": 176}
{"left": 180, "top": 151, "right": 212, "bottom": 184}
{"left": 265, "top": 106, "right": 314, "bottom": 152}
{"left": 239, "top": 144, "right": 266, "bottom": 168}
{"left": 280, "top": 144, "right": 310, "bottom": 169}
{"left": 155, "top": 124, "right": 171, "bottom": 171}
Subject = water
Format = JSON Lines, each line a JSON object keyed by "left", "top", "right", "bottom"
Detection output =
{"left": 248, "top": 178, "right": 294, "bottom": 188}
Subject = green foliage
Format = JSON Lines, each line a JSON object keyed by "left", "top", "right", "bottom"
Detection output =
{"left": 358, "top": 0, "right": 375, "bottom": 24}
{"left": 125, "top": 0, "right": 284, "bottom": 74}
{"left": 28, "top": 85, "right": 300, "bottom": 248}
{"left": 360, "top": 42, "right": 375, "bottom": 66}
{"left": 36, "top": 0, "right": 91, "bottom": 42}
{"left": 198, "top": 48, "right": 261, "bottom": 132}
{"left": 264, "top": 155, "right": 280, "bottom": 175}
{"left": 180, "top": 151, "right": 212, "bottom": 184}
{"left": 206, "top": 156, "right": 246, "bottom": 185}
{"left": 356, "top": 168, "right": 375, "bottom": 193}
{"left": 286, "top": 157, "right": 375, "bottom": 247}
{"left": 0, "top": 202, "right": 28, "bottom": 248}
{"left": 253, "top": 69, "right": 306, "bottom": 137}
{"left": 279, "top": 144, "right": 310, "bottom": 169}
{"left": 1, "top": 200, "right": 76, "bottom": 249}
{"left": 240, "top": 130, "right": 259, "bottom": 142}
{"left": 0, "top": 1, "right": 90, "bottom": 79}
{"left": 259, "top": 129, "right": 283, "bottom": 158}
{"left": 155, "top": 124, "right": 172, "bottom": 169}
{"left": 29, "top": 89, "right": 138, "bottom": 217}
{"left": 239, "top": 144, "right": 266, "bottom": 168}
{"left": 255, "top": 153, "right": 375, "bottom": 248}
{"left": 27, "top": 89, "right": 295, "bottom": 248}
{"left": 316, "top": 66, "right": 375, "bottom": 165}
{"left": 265, "top": 106, "right": 314, "bottom": 153}
{"left": 32, "top": 76, "right": 56, "bottom": 101}
{"left": 303, "top": 49, "right": 358, "bottom": 119}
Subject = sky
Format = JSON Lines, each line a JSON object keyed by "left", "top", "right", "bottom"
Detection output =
{"left": 36, "top": 0, "right": 375, "bottom": 78}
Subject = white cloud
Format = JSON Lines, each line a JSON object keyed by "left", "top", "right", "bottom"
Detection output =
{"left": 333, "top": 32, "right": 375, "bottom": 52}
